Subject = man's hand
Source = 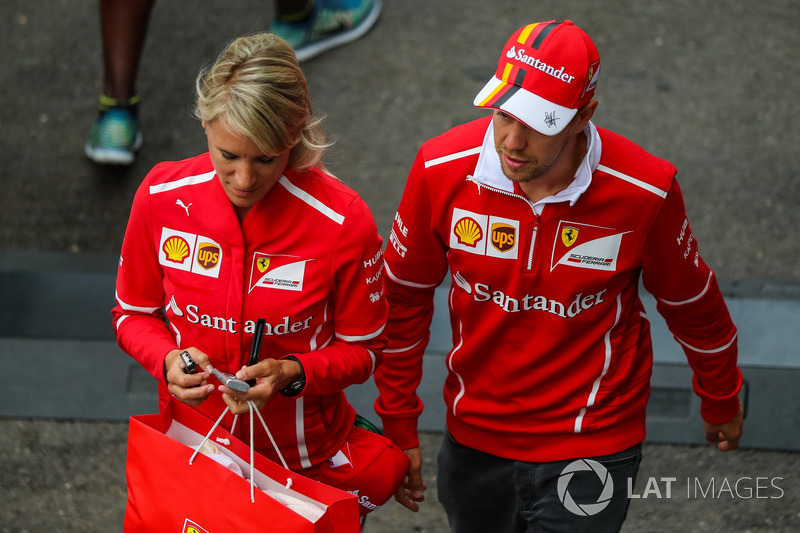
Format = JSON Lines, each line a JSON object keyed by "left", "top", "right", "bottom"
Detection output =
{"left": 705, "top": 403, "right": 745, "bottom": 451}
{"left": 394, "top": 447, "right": 427, "bottom": 512}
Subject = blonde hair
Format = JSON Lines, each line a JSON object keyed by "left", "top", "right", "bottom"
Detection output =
{"left": 195, "top": 32, "right": 329, "bottom": 170}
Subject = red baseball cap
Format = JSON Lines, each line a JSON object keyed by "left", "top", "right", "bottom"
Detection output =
{"left": 316, "top": 426, "right": 410, "bottom": 516}
{"left": 474, "top": 20, "right": 600, "bottom": 135}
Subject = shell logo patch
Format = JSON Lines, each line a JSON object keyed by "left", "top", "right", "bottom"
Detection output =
{"left": 158, "top": 227, "right": 222, "bottom": 278}
{"left": 454, "top": 217, "right": 483, "bottom": 247}
{"left": 163, "top": 236, "right": 190, "bottom": 263}
{"left": 449, "top": 208, "right": 518, "bottom": 260}
{"left": 550, "top": 221, "right": 630, "bottom": 272}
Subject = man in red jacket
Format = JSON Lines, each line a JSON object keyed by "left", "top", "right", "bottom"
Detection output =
{"left": 373, "top": 20, "right": 744, "bottom": 532}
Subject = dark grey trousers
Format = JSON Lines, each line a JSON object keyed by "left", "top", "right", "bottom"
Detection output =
{"left": 437, "top": 430, "right": 642, "bottom": 533}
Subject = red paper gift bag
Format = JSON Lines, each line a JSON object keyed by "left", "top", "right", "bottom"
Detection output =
{"left": 124, "top": 398, "right": 361, "bottom": 532}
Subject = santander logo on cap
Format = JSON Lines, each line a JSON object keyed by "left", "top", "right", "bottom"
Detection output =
{"left": 505, "top": 45, "right": 577, "bottom": 85}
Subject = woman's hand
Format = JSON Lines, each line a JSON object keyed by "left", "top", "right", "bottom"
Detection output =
{"left": 212, "top": 358, "right": 303, "bottom": 415}
{"left": 164, "top": 348, "right": 214, "bottom": 406}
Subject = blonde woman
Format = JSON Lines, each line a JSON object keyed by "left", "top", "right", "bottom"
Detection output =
{"left": 112, "top": 32, "right": 406, "bottom": 518}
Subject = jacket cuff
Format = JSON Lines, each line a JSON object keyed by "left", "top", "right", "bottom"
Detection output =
{"left": 381, "top": 417, "right": 421, "bottom": 450}
{"left": 692, "top": 368, "right": 743, "bottom": 425}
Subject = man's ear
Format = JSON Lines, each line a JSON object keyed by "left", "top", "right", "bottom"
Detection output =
{"left": 573, "top": 100, "right": 598, "bottom": 132}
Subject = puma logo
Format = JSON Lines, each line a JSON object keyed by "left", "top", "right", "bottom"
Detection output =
{"left": 176, "top": 199, "right": 192, "bottom": 216}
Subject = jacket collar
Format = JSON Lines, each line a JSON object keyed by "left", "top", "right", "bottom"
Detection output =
{"left": 471, "top": 120, "right": 602, "bottom": 206}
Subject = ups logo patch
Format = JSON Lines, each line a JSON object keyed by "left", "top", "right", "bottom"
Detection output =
{"left": 491, "top": 223, "right": 516, "bottom": 252}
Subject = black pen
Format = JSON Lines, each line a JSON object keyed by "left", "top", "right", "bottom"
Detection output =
{"left": 247, "top": 319, "right": 266, "bottom": 386}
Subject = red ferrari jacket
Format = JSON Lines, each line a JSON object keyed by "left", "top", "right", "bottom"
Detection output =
{"left": 374, "top": 117, "right": 741, "bottom": 461}
{"left": 112, "top": 153, "right": 387, "bottom": 470}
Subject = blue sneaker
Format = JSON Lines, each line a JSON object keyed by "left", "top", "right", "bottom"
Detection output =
{"left": 270, "top": 0, "right": 382, "bottom": 62}
{"left": 85, "top": 95, "right": 143, "bottom": 165}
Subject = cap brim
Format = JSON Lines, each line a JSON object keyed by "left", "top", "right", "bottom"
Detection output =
{"left": 474, "top": 76, "right": 577, "bottom": 136}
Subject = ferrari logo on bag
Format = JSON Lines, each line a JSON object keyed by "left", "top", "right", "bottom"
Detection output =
{"left": 182, "top": 519, "right": 209, "bottom": 533}
{"left": 561, "top": 226, "right": 579, "bottom": 247}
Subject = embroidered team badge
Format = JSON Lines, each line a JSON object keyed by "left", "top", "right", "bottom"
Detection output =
{"left": 581, "top": 60, "right": 601, "bottom": 100}
{"left": 248, "top": 252, "right": 310, "bottom": 293}
{"left": 561, "top": 226, "right": 579, "bottom": 247}
{"left": 550, "top": 221, "right": 630, "bottom": 272}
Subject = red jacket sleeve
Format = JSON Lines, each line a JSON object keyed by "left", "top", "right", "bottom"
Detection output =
{"left": 299, "top": 195, "right": 389, "bottom": 396}
{"left": 373, "top": 153, "right": 449, "bottom": 449}
{"left": 641, "top": 179, "right": 742, "bottom": 424}
{"left": 111, "top": 173, "right": 180, "bottom": 384}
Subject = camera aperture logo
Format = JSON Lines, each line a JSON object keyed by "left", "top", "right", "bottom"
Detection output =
{"left": 558, "top": 459, "right": 614, "bottom": 516}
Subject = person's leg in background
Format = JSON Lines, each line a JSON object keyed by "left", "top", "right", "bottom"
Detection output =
{"left": 270, "top": 0, "right": 382, "bottom": 62}
{"left": 86, "top": 0, "right": 382, "bottom": 165}
{"left": 85, "top": 0, "right": 154, "bottom": 165}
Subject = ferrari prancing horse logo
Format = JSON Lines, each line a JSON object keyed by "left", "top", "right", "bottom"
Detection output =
{"left": 551, "top": 221, "right": 629, "bottom": 273}
{"left": 561, "top": 226, "right": 579, "bottom": 247}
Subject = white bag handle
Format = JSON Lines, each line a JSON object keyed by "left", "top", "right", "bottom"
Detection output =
{"left": 189, "top": 402, "right": 291, "bottom": 503}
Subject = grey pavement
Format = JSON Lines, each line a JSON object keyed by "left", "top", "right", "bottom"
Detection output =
{"left": 1, "top": 1, "right": 799, "bottom": 531}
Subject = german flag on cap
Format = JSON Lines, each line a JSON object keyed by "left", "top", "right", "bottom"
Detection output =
{"left": 476, "top": 21, "right": 562, "bottom": 109}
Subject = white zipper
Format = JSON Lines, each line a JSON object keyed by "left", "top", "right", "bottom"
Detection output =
{"left": 466, "top": 176, "right": 542, "bottom": 270}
